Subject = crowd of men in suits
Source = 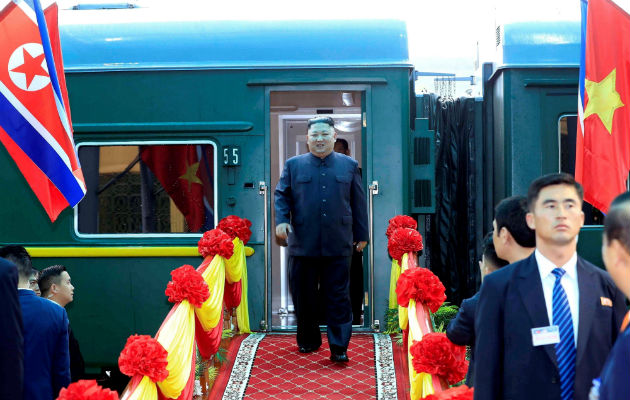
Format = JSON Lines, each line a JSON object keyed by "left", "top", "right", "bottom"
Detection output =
{"left": 0, "top": 246, "right": 84, "bottom": 400}
{"left": 447, "top": 173, "right": 630, "bottom": 400}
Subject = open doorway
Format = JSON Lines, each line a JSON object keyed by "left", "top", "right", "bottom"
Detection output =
{"left": 269, "top": 90, "right": 364, "bottom": 330}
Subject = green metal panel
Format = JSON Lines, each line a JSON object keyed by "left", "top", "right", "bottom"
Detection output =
{"left": 408, "top": 118, "right": 435, "bottom": 213}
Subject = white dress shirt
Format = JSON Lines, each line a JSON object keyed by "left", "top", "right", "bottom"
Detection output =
{"left": 535, "top": 249, "right": 579, "bottom": 347}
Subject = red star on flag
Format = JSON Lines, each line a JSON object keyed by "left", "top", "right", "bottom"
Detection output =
{"left": 10, "top": 47, "right": 48, "bottom": 89}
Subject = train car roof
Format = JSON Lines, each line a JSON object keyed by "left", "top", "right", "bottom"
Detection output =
{"left": 59, "top": 9, "right": 411, "bottom": 72}
{"left": 496, "top": 20, "right": 580, "bottom": 68}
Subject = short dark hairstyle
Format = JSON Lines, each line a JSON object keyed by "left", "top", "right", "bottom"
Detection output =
{"left": 495, "top": 196, "right": 536, "bottom": 248}
{"left": 527, "top": 173, "right": 584, "bottom": 211}
{"left": 307, "top": 116, "right": 335, "bottom": 128}
{"left": 481, "top": 232, "right": 509, "bottom": 270}
{"left": 604, "top": 192, "right": 630, "bottom": 253}
{"left": 0, "top": 245, "right": 32, "bottom": 279}
{"left": 38, "top": 265, "right": 67, "bottom": 297}
{"left": 335, "top": 138, "right": 349, "bottom": 151}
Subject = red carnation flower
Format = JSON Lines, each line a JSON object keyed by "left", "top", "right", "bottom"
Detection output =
{"left": 56, "top": 380, "right": 119, "bottom": 400}
{"left": 387, "top": 227, "right": 423, "bottom": 263}
{"left": 423, "top": 385, "right": 474, "bottom": 400}
{"left": 198, "top": 229, "right": 235, "bottom": 258}
{"left": 410, "top": 333, "right": 468, "bottom": 385}
{"left": 386, "top": 215, "right": 417, "bottom": 238}
{"left": 118, "top": 335, "right": 169, "bottom": 383}
{"left": 218, "top": 215, "right": 253, "bottom": 245}
{"left": 164, "top": 265, "right": 210, "bottom": 308}
{"left": 395, "top": 267, "right": 445, "bottom": 312}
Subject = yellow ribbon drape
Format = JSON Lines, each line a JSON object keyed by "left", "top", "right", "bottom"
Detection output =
{"left": 155, "top": 301, "right": 196, "bottom": 399}
{"left": 398, "top": 253, "right": 409, "bottom": 330}
{"left": 235, "top": 255, "right": 251, "bottom": 333}
{"left": 195, "top": 255, "right": 226, "bottom": 331}
{"left": 407, "top": 298, "right": 433, "bottom": 400}
{"left": 225, "top": 239, "right": 244, "bottom": 283}
{"left": 121, "top": 376, "right": 157, "bottom": 400}
{"left": 389, "top": 258, "right": 401, "bottom": 309}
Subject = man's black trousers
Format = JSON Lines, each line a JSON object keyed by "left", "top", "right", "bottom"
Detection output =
{"left": 288, "top": 256, "right": 352, "bottom": 353}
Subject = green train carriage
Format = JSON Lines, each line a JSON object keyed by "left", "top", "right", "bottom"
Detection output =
{"left": 0, "top": 6, "right": 605, "bottom": 375}
{"left": 1, "top": 8, "right": 425, "bottom": 373}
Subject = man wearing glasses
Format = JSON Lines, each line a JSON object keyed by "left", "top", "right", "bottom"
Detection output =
{"left": 275, "top": 117, "right": 368, "bottom": 362}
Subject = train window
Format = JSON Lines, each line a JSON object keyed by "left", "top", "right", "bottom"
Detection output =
{"left": 558, "top": 115, "right": 604, "bottom": 225}
{"left": 76, "top": 142, "right": 216, "bottom": 235}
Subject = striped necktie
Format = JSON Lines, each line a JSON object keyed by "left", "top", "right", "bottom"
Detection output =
{"left": 552, "top": 267, "right": 576, "bottom": 400}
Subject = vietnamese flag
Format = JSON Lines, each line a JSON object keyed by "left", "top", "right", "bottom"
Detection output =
{"left": 141, "top": 145, "right": 205, "bottom": 232}
{"left": 576, "top": 0, "right": 630, "bottom": 213}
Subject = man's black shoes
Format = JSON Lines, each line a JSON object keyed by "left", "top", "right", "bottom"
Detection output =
{"left": 298, "top": 346, "right": 318, "bottom": 354}
{"left": 330, "top": 351, "right": 349, "bottom": 362}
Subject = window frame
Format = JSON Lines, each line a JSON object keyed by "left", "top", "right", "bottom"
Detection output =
{"left": 73, "top": 140, "right": 218, "bottom": 238}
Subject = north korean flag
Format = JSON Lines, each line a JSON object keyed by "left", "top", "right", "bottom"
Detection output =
{"left": 0, "top": 0, "right": 85, "bottom": 222}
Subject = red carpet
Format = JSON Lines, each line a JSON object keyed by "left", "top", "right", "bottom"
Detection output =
{"left": 219, "top": 333, "right": 400, "bottom": 400}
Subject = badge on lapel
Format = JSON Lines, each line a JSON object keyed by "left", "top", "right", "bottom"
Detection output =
{"left": 600, "top": 297, "right": 613, "bottom": 307}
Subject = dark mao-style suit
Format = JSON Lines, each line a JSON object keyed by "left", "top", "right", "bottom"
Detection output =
{"left": 474, "top": 253, "right": 626, "bottom": 400}
{"left": 275, "top": 151, "right": 368, "bottom": 352}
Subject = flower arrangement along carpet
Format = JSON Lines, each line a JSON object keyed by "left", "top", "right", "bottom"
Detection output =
{"left": 218, "top": 333, "right": 402, "bottom": 400}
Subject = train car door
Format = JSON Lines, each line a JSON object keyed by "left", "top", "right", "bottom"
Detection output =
{"left": 267, "top": 89, "right": 368, "bottom": 331}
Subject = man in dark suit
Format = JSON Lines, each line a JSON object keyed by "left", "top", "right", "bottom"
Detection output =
{"left": 0, "top": 257, "right": 23, "bottom": 400}
{"left": 1, "top": 245, "right": 70, "bottom": 400}
{"left": 275, "top": 116, "right": 369, "bottom": 362}
{"left": 446, "top": 232, "right": 507, "bottom": 385}
{"left": 39, "top": 265, "right": 85, "bottom": 382}
{"left": 596, "top": 191, "right": 630, "bottom": 400}
{"left": 474, "top": 173, "right": 626, "bottom": 400}
{"left": 492, "top": 195, "right": 536, "bottom": 264}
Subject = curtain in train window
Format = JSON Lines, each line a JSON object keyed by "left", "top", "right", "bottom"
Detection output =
{"left": 77, "top": 143, "right": 216, "bottom": 234}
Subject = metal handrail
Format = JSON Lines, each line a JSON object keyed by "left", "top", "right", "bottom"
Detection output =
{"left": 368, "top": 180, "right": 379, "bottom": 331}
{"left": 259, "top": 181, "right": 269, "bottom": 331}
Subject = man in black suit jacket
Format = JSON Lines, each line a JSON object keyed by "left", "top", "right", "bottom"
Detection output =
{"left": 1, "top": 245, "right": 70, "bottom": 400}
{"left": 446, "top": 233, "right": 507, "bottom": 385}
{"left": 39, "top": 264, "right": 85, "bottom": 382}
{"left": 474, "top": 173, "right": 626, "bottom": 400}
{"left": 0, "top": 257, "right": 23, "bottom": 400}
{"left": 275, "top": 117, "right": 369, "bottom": 362}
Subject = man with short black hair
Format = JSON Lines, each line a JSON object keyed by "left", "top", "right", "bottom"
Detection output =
{"left": 474, "top": 173, "right": 626, "bottom": 400}
{"left": 596, "top": 192, "right": 630, "bottom": 400}
{"left": 1, "top": 245, "right": 70, "bottom": 399}
{"left": 493, "top": 195, "right": 536, "bottom": 264}
{"left": 40, "top": 264, "right": 85, "bottom": 382}
{"left": 447, "top": 232, "right": 508, "bottom": 386}
{"left": 334, "top": 138, "right": 350, "bottom": 156}
{"left": 275, "top": 116, "right": 368, "bottom": 362}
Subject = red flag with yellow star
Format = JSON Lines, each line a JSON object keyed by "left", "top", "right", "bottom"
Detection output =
{"left": 141, "top": 144, "right": 205, "bottom": 231}
{"left": 576, "top": 0, "right": 630, "bottom": 213}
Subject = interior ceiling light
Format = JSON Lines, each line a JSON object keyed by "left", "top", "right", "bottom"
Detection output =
{"left": 342, "top": 92, "right": 354, "bottom": 107}
{"left": 335, "top": 120, "right": 361, "bottom": 132}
